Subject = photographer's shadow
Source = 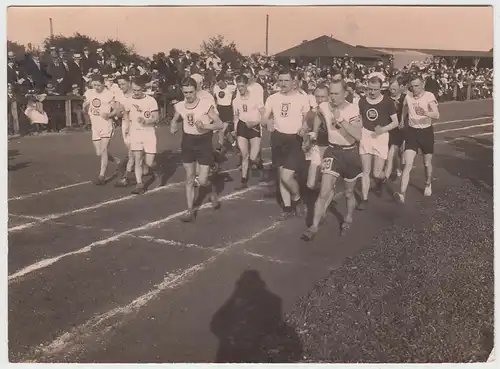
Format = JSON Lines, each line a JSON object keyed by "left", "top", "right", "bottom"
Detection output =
{"left": 210, "top": 270, "right": 303, "bottom": 363}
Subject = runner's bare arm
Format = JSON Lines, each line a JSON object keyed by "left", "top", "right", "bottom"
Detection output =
{"left": 377, "top": 113, "right": 399, "bottom": 134}
{"left": 170, "top": 111, "right": 181, "bottom": 134}
{"left": 233, "top": 105, "right": 239, "bottom": 133}
{"left": 400, "top": 98, "right": 409, "bottom": 129}
{"left": 205, "top": 106, "right": 224, "bottom": 130}
{"left": 262, "top": 104, "right": 274, "bottom": 131}
{"left": 311, "top": 112, "right": 322, "bottom": 140}
{"left": 339, "top": 115, "right": 362, "bottom": 142}
{"left": 425, "top": 100, "right": 440, "bottom": 120}
{"left": 122, "top": 111, "right": 131, "bottom": 135}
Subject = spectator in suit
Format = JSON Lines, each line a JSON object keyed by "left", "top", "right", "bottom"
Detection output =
{"left": 81, "top": 46, "right": 97, "bottom": 74}
{"left": 69, "top": 52, "right": 85, "bottom": 93}
{"left": 7, "top": 51, "right": 26, "bottom": 90}
{"left": 46, "top": 56, "right": 66, "bottom": 94}
{"left": 22, "top": 50, "right": 51, "bottom": 90}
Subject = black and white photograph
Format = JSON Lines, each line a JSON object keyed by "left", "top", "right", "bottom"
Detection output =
{"left": 5, "top": 4, "right": 495, "bottom": 364}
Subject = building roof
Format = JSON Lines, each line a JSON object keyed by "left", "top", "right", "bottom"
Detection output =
{"left": 274, "top": 35, "right": 388, "bottom": 59}
{"left": 363, "top": 46, "right": 493, "bottom": 58}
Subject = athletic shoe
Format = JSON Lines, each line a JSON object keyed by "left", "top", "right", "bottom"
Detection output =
{"left": 301, "top": 227, "right": 318, "bottom": 241}
{"left": 293, "top": 198, "right": 306, "bottom": 217}
{"left": 93, "top": 176, "right": 106, "bottom": 186}
{"left": 180, "top": 210, "right": 196, "bottom": 223}
{"left": 424, "top": 183, "right": 432, "bottom": 197}
{"left": 394, "top": 192, "right": 405, "bottom": 204}
{"left": 357, "top": 199, "right": 368, "bottom": 210}
{"left": 131, "top": 183, "right": 145, "bottom": 195}
{"left": 115, "top": 177, "right": 129, "bottom": 187}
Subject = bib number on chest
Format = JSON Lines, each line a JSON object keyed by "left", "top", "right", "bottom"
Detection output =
{"left": 90, "top": 98, "right": 101, "bottom": 116}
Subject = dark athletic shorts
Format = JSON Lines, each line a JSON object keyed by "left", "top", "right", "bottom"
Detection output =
{"left": 405, "top": 126, "right": 434, "bottom": 155}
{"left": 236, "top": 120, "right": 262, "bottom": 140}
{"left": 321, "top": 143, "right": 362, "bottom": 182}
{"left": 181, "top": 132, "right": 214, "bottom": 166}
{"left": 271, "top": 130, "right": 305, "bottom": 172}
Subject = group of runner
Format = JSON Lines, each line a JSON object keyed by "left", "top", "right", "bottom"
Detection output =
{"left": 82, "top": 66, "right": 439, "bottom": 240}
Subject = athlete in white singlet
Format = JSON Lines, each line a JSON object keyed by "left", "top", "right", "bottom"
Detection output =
{"left": 121, "top": 76, "right": 160, "bottom": 194}
{"left": 262, "top": 68, "right": 310, "bottom": 220}
{"left": 301, "top": 80, "right": 363, "bottom": 241}
{"left": 232, "top": 74, "right": 264, "bottom": 189}
{"left": 394, "top": 75, "right": 440, "bottom": 203}
{"left": 82, "top": 74, "right": 120, "bottom": 185}
{"left": 114, "top": 74, "right": 135, "bottom": 187}
{"left": 170, "top": 77, "right": 224, "bottom": 223}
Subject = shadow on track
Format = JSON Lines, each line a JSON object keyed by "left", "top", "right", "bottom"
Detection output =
{"left": 210, "top": 270, "right": 303, "bottom": 363}
{"left": 8, "top": 149, "right": 30, "bottom": 172}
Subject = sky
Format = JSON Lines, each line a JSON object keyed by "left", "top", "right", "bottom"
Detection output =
{"left": 6, "top": 6, "right": 493, "bottom": 57}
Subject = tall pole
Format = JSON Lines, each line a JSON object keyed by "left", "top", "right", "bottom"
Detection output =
{"left": 265, "top": 14, "right": 269, "bottom": 56}
{"left": 49, "top": 18, "right": 53, "bottom": 38}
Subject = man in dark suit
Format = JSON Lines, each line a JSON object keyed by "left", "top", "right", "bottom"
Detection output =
{"left": 22, "top": 50, "right": 50, "bottom": 91}
{"left": 46, "top": 56, "right": 67, "bottom": 94}
{"left": 68, "top": 52, "right": 85, "bottom": 93}
{"left": 81, "top": 46, "right": 97, "bottom": 74}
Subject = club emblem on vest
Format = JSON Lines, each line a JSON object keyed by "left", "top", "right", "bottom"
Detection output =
{"left": 366, "top": 108, "right": 378, "bottom": 121}
{"left": 280, "top": 103, "right": 290, "bottom": 117}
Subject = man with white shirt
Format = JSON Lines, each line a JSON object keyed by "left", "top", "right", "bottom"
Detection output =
{"left": 233, "top": 74, "right": 264, "bottom": 189}
{"left": 114, "top": 74, "right": 135, "bottom": 187}
{"left": 121, "top": 76, "right": 160, "bottom": 194}
{"left": 394, "top": 75, "right": 440, "bottom": 203}
{"left": 83, "top": 74, "right": 120, "bottom": 185}
{"left": 301, "top": 80, "right": 363, "bottom": 241}
{"left": 213, "top": 75, "right": 236, "bottom": 148}
{"left": 263, "top": 68, "right": 309, "bottom": 220}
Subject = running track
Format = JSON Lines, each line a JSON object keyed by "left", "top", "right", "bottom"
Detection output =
{"left": 8, "top": 99, "right": 493, "bottom": 362}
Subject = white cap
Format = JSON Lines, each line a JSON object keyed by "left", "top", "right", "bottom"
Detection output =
{"left": 190, "top": 73, "right": 203, "bottom": 88}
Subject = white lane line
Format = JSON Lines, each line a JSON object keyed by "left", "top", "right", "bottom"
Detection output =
{"left": 434, "top": 122, "right": 492, "bottom": 135}
{"left": 25, "top": 221, "right": 281, "bottom": 362}
{"left": 242, "top": 250, "right": 300, "bottom": 265}
{"left": 9, "top": 213, "right": 44, "bottom": 220}
{"left": 8, "top": 162, "right": 271, "bottom": 233}
{"left": 8, "top": 181, "right": 91, "bottom": 201}
{"left": 437, "top": 132, "right": 494, "bottom": 146}
{"left": 8, "top": 184, "right": 264, "bottom": 284}
{"left": 125, "top": 234, "right": 210, "bottom": 251}
{"left": 433, "top": 116, "right": 492, "bottom": 127}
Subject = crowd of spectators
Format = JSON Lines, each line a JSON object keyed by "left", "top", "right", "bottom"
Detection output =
{"left": 7, "top": 46, "right": 494, "bottom": 136}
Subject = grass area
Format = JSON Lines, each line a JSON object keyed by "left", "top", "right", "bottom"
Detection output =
{"left": 286, "top": 182, "right": 494, "bottom": 363}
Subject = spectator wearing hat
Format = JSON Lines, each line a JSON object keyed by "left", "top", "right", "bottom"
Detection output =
{"left": 23, "top": 50, "right": 51, "bottom": 91}
{"left": 81, "top": 46, "right": 97, "bottom": 73}
{"left": 47, "top": 56, "right": 66, "bottom": 94}
{"left": 69, "top": 52, "right": 85, "bottom": 94}
{"left": 7, "top": 50, "right": 25, "bottom": 89}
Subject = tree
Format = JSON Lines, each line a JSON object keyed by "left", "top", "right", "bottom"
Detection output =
{"left": 43, "top": 32, "right": 100, "bottom": 53}
{"left": 200, "top": 35, "right": 244, "bottom": 66}
{"left": 7, "top": 40, "right": 25, "bottom": 58}
{"left": 101, "top": 39, "right": 143, "bottom": 65}
{"left": 168, "top": 48, "right": 183, "bottom": 58}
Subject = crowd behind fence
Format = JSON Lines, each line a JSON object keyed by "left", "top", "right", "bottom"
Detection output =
{"left": 7, "top": 46, "right": 494, "bottom": 136}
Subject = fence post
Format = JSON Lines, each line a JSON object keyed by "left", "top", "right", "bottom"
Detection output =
{"left": 65, "top": 99, "right": 72, "bottom": 127}
{"left": 11, "top": 100, "right": 20, "bottom": 135}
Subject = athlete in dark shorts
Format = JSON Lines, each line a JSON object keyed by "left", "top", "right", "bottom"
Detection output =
{"left": 232, "top": 74, "right": 264, "bottom": 189}
{"left": 384, "top": 76, "right": 407, "bottom": 181}
{"left": 301, "top": 80, "right": 363, "bottom": 241}
{"left": 170, "top": 77, "right": 225, "bottom": 222}
{"left": 263, "top": 68, "right": 310, "bottom": 220}
{"left": 395, "top": 75, "right": 440, "bottom": 203}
